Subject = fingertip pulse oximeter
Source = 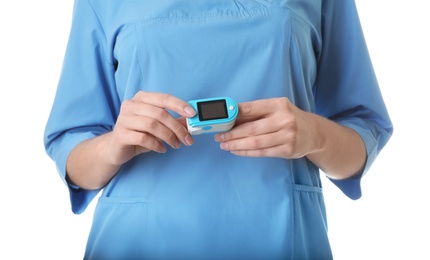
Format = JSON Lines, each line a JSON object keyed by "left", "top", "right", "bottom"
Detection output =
{"left": 187, "top": 97, "right": 238, "bottom": 135}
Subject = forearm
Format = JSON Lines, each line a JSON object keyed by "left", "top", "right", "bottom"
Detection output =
{"left": 305, "top": 113, "right": 367, "bottom": 180}
{"left": 66, "top": 132, "right": 120, "bottom": 190}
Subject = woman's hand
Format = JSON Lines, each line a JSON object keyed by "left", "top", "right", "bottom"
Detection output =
{"left": 108, "top": 91, "right": 196, "bottom": 165}
{"left": 214, "top": 97, "right": 366, "bottom": 179}
{"left": 66, "top": 91, "right": 196, "bottom": 190}
{"left": 214, "top": 97, "right": 317, "bottom": 159}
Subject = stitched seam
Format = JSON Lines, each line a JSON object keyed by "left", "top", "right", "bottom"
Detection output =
{"left": 135, "top": 7, "right": 289, "bottom": 26}
{"left": 87, "top": 0, "right": 114, "bottom": 66}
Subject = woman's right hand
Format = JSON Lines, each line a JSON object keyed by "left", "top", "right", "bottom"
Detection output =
{"left": 66, "top": 91, "right": 196, "bottom": 190}
{"left": 108, "top": 91, "right": 196, "bottom": 165}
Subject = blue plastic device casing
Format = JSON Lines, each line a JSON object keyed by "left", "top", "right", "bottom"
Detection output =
{"left": 187, "top": 97, "right": 238, "bottom": 135}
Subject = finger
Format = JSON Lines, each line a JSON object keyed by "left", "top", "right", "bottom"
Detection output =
{"left": 122, "top": 100, "right": 193, "bottom": 146}
{"left": 236, "top": 98, "right": 289, "bottom": 123}
{"left": 219, "top": 131, "right": 281, "bottom": 152}
{"left": 221, "top": 130, "right": 297, "bottom": 159}
{"left": 229, "top": 146, "right": 286, "bottom": 158}
{"left": 122, "top": 114, "right": 184, "bottom": 149}
{"left": 222, "top": 131, "right": 302, "bottom": 159}
{"left": 133, "top": 91, "right": 196, "bottom": 118}
{"left": 120, "top": 129, "right": 167, "bottom": 154}
{"left": 176, "top": 117, "right": 188, "bottom": 128}
{"left": 215, "top": 117, "right": 278, "bottom": 142}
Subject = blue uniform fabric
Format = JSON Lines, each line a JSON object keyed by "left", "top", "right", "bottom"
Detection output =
{"left": 44, "top": 0, "right": 393, "bottom": 259}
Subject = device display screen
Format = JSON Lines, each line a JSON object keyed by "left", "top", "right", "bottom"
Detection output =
{"left": 198, "top": 100, "right": 228, "bottom": 121}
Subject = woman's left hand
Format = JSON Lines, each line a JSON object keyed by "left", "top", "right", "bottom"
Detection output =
{"left": 214, "top": 97, "right": 320, "bottom": 159}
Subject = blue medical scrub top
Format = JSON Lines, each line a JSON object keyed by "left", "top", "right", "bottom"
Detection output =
{"left": 44, "top": 0, "right": 393, "bottom": 259}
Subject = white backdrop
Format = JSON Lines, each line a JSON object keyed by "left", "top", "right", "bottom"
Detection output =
{"left": 1, "top": 0, "right": 428, "bottom": 259}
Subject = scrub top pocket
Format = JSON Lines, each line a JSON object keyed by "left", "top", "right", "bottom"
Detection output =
{"left": 84, "top": 197, "right": 148, "bottom": 259}
{"left": 292, "top": 184, "right": 333, "bottom": 259}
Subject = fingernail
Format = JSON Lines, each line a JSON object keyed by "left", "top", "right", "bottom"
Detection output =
{"left": 220, "top": 142, "right": 229, "bottom": 150}
{"left": 184, "top": 106, "right": 196, "bottom": 117}
{"left": 184, "top": 134, "right": 194, "bottom": 146}
{"left": 174, "top": 141, "right": 182, "bottom": 149}
{"left": 158, "top": 146, "right": 167, "bottom": 153}
{"left": 214, "top": 134, "right": 224, "bottom": 142}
